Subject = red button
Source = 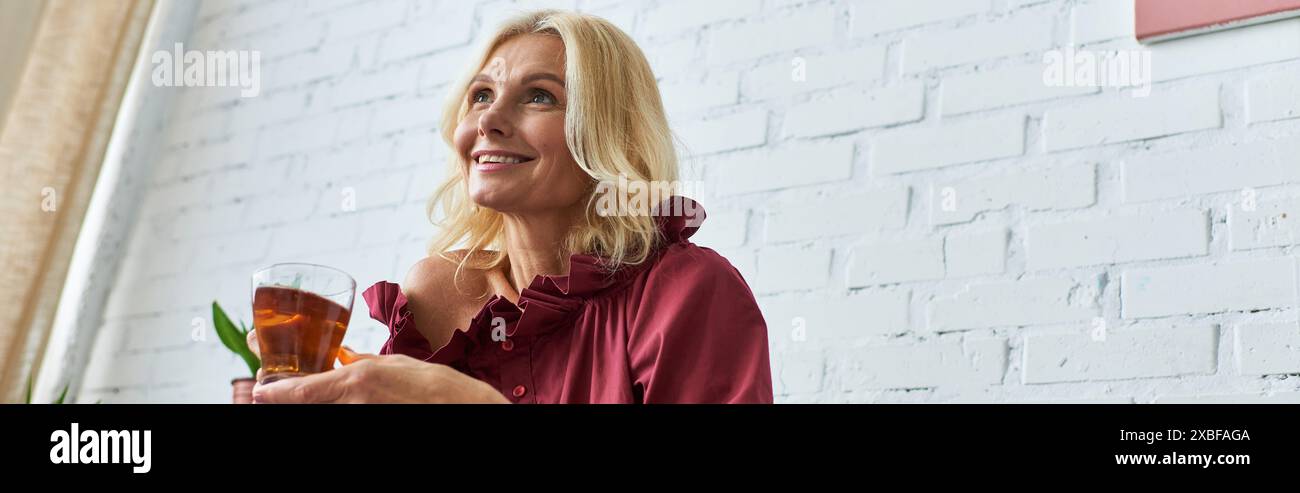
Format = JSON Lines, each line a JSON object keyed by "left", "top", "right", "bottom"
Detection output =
{"left": 501, "top": 339, "right": 514, "bottom": 351}
{"left": 512, "top": 385, "right": 527, "bottom": 398}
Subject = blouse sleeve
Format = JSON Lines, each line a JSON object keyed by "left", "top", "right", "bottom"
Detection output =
{"left": 626, "top": 246, "right": 774, "bottom": 404}
{"left": 362, "top": 281, "right": 435, "bottom": 361}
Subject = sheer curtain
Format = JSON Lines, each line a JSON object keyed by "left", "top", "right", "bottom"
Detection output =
{"left": 0, "top": 0, "right": 154, "bottom": 403}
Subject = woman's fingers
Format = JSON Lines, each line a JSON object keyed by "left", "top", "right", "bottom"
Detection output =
{"left": 337, "top": 345, "right": 377, "bottom": 365}
{"left": 253, "top": 371, "right": 348, "bottom": 404}
{"left": 246, "top": 330, "right": 260, "bottom": 359}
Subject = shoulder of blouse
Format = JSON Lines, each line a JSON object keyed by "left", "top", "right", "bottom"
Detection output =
{"left": 362, "top": 250, "right": 494, "bottom": 362}
{"left": 642, "top": 241, "right": 748, "bottom": 288}
{"left": 361, "top": 280, "right": 434, "bottom": 360}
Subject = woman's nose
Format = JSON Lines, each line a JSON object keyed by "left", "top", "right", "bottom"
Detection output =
{"left": 477, "top": 103, "right": 514, "bottom": 138}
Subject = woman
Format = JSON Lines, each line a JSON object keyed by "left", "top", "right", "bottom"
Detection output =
{"left": 252, "top": 10, "right": 772, "bottom": 404}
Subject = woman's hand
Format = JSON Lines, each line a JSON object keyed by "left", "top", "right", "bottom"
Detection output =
{"left": 251, "top": 353, "right": 511, "bottom": 404}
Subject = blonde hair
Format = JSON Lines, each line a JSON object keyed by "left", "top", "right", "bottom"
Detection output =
{"left": 428, "top": 9, "right": 679, "bottom": 278}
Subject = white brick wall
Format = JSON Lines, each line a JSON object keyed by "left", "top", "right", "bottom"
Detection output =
{"left": 1025, "top": 209, "right": 1208, "bottom": 270}
{"left": 1023, "top": 325, "right": 1218, "bottom": 383}
{"left": 1247, "top": 69, "right": 1300, "bottom": 124}
{"left": 1120, "top": 258, "right": 1297, "bottom": 319}
{"left": 872, "top": 113, "right": 1027, "bottom": 173}
{"left": 901, "top": 11, "right": 1055, "bottom": 74}
{"left": 80, "top": 0, "right": 1300, "bottom": 404}
{"left": 1042, "top": 82, "right": 1224, "bottom": 152}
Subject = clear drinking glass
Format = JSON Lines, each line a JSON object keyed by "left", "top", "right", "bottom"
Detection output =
{"left": 251, "top": 263, "right": 356, "bottom": 384}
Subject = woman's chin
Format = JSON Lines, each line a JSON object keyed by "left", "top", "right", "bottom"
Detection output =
{"left": 467, "top": 189, "right": 520, "bottom": 212}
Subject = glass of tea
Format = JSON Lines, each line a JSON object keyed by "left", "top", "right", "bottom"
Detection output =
{"left": 251, "top": 263, "right": 355, "bottom": 384}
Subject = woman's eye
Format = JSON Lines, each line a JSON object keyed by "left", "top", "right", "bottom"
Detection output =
{"left": 472, "top": 89, "right": 492, "bottom": 104}
{"left": 528, "top": 89, "right": 556, "bottom": 105}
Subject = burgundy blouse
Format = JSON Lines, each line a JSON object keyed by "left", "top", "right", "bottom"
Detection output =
{"left": 360, "top": 198, "right": 773, "bottom": 404}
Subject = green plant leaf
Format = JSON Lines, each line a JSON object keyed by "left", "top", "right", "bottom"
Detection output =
{"left": 213, "top": 301, "right": 260, "bottom": 377}
{"left": 237, "top": 346, "right": 261, "bottom": 378}
{"left": 213, "top": 301, "right": 243, "bottom": 352}
{"left": 53, "top": 383, "right": 68, "bottom": 405}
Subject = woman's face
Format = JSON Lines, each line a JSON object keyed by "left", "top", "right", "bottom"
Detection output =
{"left": 454, "top": 34, "right": 589, "bottom": 214}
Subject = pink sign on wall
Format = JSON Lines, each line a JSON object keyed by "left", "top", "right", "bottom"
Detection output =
{"left": 1137, "top": 0, "right": 1300, "bottom": 43}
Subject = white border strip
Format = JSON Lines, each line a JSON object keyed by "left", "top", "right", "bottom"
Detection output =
{"left": 1140, "top": 8, "right": 1300, "bottom": 44}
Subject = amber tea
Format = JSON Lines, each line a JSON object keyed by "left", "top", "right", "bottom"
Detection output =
{"left": 251, "top": 263, "right": 356, "bottom": 384}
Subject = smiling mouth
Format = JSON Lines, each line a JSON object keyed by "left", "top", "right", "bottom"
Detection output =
{"left": 473, "top": 158, "right": 536, "bottom": 172}
{"left": 476, "top": 155, "right": 535, "bottom": 164}
{"left": 471, "top": 151, "right": 537, "bottom": 170}
{"left": 473, "top": 150, "right": 537, "bottom": 161}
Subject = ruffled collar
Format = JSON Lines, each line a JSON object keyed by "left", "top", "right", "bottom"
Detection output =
{"left": 364, "top": 195, "right": 707, "bottom": 366}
